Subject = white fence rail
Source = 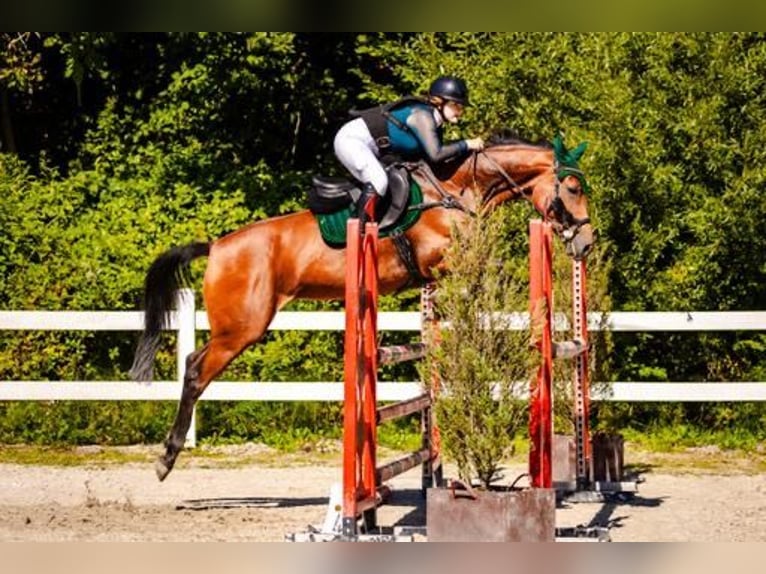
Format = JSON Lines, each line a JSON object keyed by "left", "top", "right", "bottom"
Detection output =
{"left": 1, "top": 290, "right": 765, "bottom": 444}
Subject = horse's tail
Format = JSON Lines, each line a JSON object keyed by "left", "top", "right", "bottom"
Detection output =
{"left": 129, "top": 242, "right": 210, "bottom": 382}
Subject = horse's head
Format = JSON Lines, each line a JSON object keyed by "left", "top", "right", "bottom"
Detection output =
{"left": 470, "top": 134, "right": 594, "bottom": 260}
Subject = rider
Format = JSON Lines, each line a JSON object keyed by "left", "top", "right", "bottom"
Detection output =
{"left": 333, "top": 75, "right": 485, "bottom": 222}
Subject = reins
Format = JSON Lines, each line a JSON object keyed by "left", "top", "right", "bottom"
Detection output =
{"left": 405, "top": 148, "right": 591, "bottom": 243}
{"left": 407, "top": 150, "right": 527, "bottom": 218}
{"left": 476, "top": 150, "right": 526, "bottom": 206}
{"left": 407, "top": 162, "right": 476, "bottom": 216}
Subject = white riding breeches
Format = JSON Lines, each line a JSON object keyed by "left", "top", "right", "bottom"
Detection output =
{"left": 333, "top": 118, "right": 388, "bottom": 196}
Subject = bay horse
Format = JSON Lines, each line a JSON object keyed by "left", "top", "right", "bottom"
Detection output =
{"left": 130, "top": 135, "right": 594, "bottom": 481}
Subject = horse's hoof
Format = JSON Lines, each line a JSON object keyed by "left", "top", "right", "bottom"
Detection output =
{"left": 155, "top": 458, "right": 172, "bottom": 482}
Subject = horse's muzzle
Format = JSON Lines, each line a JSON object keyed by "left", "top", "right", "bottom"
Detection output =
{"left": 565, "top": 224, "right": 594, "bottom": 261}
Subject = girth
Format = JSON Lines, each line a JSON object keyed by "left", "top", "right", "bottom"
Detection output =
{"left": 390, "top": 230, "right": 429, "bottom": 289}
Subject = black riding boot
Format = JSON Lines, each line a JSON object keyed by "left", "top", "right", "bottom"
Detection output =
{"left": 357, "top": 184, "right": 378, "bottom": 228}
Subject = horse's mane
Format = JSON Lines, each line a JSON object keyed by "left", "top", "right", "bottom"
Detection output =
{"left": 486, "top": 130, "right": 552, "bottom": 149}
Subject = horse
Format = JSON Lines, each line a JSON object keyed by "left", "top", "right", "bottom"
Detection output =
{"left": 130, "top": 134, "right": 594, "bottom": 481}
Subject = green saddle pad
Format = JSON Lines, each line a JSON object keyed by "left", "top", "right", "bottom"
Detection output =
{"left": 316, "top": 180, "right": 423, "bottom": 246}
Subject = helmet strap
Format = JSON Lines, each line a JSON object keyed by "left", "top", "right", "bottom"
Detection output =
{"left": 432, "top": 104, "right": 445, "bottom": 127}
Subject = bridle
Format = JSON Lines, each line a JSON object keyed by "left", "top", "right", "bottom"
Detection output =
{"left": 547, "top": 160, "right": 591, "bottom": 241}
{"left": 408, "top": 149, "right": 591, "bottom": 243}
{"left": 477, "top": 150, "right": 591, "bottom": 243}
{"left": 393, "top": 149, "right": 591, "bottom": 285}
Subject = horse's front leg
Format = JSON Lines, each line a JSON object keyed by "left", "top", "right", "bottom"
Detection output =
{"left": 156, "top": 345, "right": 208, "bottom": 481}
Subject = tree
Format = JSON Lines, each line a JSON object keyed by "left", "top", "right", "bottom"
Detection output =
{"left": 425, "top": 208, "right": 530, "bottom": 487}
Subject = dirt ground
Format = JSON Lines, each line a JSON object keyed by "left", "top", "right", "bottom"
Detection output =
{"left": 0, "top": 444, "right": 764, "bottom": 542}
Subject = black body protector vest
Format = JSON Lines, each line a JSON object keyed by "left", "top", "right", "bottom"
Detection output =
{"left": 349, "top": 96, "right": 427, "bottom": 160}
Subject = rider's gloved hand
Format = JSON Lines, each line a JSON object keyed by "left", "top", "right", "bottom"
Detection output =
{"left": 466, "top": 137, "right": 485, "bottom": 151}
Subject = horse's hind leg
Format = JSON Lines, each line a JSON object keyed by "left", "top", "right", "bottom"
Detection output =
{"left": 155, "top": 343, "right": 210, "bottom": 481}
{"left": 155, "top": 324, "right": 271, "bottom": 481}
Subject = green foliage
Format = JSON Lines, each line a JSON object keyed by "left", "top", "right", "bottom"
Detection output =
{"left": 0, "top": 34, "right": 363, "bottom": 445}
{"left": 426, "top": 208, "right": 530, "bottom": 487}
{"left": 0, "top": 401, "right": 175, "bottom": 444}
{"left": 198, "top": 401, "right": 342, "bottom": 451}
{"left": 621, "top": 423, "right": 764, "bottom": 453}
{"left": 376, "top": 417, "right": 423, "bottom": 452}
{"left": 1, "top": 33, "right": 44, "bottom": 93}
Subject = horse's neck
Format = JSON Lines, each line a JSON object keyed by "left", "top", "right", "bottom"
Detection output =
{"left": 415, "top": 146, "right": 552, "bottom": 212}
{"left": 480, "top": 145, "right": 552, "bottom": 179}
{"left": 456, "top": 146, "right": 553, "bottom": 205}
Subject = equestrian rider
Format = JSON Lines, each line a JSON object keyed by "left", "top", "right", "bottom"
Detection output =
{"left": 333, "top": 75, "right": 485, "bottom": 223}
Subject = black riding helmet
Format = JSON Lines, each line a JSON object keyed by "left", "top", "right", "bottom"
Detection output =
{"left": 428, "top": 76, "right": 469, "bottom": 106}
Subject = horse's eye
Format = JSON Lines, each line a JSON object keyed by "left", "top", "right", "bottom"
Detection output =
{"left": 566, "top": 185, "right": 580, "bottom": 195}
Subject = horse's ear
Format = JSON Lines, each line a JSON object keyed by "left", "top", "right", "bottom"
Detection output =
{"left": 571, "top": 141, "right": 588, "bottom": 162}
{"left": 552, "top": 133, "right": 568, "bottom": 161}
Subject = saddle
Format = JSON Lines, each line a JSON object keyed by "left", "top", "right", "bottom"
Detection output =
{"left": 307, "top": 165, "right": 428, "bottom": 283}
{"left": 308, "top": 165, "right": 411, "bottom": 231}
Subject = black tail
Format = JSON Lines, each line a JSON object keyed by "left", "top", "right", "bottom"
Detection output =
{"left": 129, "top": 242, "right": 210, "bottom": 382}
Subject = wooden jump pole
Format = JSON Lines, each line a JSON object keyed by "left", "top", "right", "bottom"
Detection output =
{"left": 342, "top": 218, "right": 379, "bottom": 537}
{"left": 341, "top": 218, "right": 441, "bottom": 538}
{"left": 528, "top": 219, "right": 592, "bottom": 491}
{"left": 529, "top": 220, "right": 554, "bottom": 489}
